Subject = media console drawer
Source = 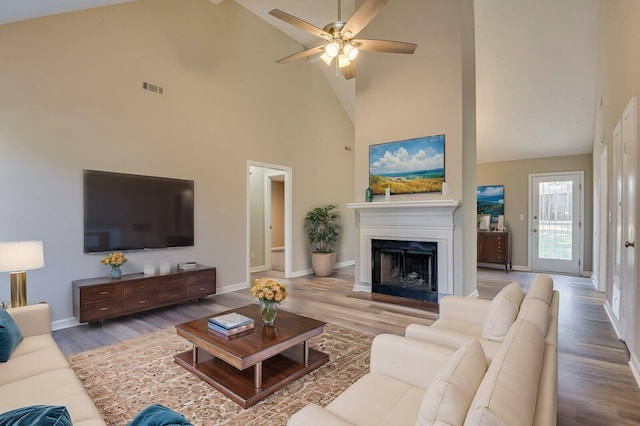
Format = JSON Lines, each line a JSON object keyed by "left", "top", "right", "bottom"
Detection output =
{"left": 73, "top": 266, "right": 216, "bottom": 323}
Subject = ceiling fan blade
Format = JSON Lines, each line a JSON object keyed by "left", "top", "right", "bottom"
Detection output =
{"left": 268, "top": 9, "right": 333, "bottom": 40}
{"left": 341, "top": 0, "right": 389, "bottom": 38}
{"left": 354, "top": 38, "right": 417, "bottom": 54}
{"left": 340, "top": 62, "right": 356, "bottom": 80}
{"left": 275, "top": 45, "right": 326, "bottom": 64}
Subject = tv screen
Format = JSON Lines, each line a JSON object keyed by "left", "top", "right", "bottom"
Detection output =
{"left": 83, "top": 170, "right": 194, "bottom": 253}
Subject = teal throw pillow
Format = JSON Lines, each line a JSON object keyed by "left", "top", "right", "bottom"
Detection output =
{"left": 0, "top": 405, "right": 71, "bottom": 426}
{"left": 0, "top": 309, "right": 23, "bottom": 362}
{"left": 128, "top": 404, "right": 193, "bottom": 426}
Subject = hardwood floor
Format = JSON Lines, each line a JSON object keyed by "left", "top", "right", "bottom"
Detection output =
{"left": 53, "top": 266, "right": 640, "bottom": 425}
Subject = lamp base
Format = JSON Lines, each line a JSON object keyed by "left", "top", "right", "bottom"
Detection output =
{"left": 10, "top": 271, "right": 27, "bottom": 307}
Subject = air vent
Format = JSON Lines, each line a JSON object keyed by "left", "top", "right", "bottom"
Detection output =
{"left": 142, "top": 81, "right": 164, "bottom": 95}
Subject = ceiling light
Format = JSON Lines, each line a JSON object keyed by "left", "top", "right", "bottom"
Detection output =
{"left": 325, "top": 42, "right": 340, "bottom": 58}
{"left": 338, "top": 54, "right": 351, "bottom": 68}
{"left": 319, "top": 53, "right": 334, "bottom": 65}
{"left": 343, "top": 44, "right": 359, "bottom": 61}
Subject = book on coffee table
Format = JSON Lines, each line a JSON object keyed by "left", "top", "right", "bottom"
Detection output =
{"left": 208, "top": 312, "right": 254, "bottom": 329}
{"left": 208, "top": 321, "right": 255, "bottom": 336}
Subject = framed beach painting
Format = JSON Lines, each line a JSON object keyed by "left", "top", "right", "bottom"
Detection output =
{"left": 369, "top": 134, "right": 445, "bottom": 195}
{"left": 476, "top": 185, "right": 505, "bottom": 223}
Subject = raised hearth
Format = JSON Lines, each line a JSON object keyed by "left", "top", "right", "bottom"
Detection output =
{"left": 348, "top": 200, "right": 460, "bottom": 297}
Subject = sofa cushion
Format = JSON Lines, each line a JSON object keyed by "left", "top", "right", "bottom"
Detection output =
{"left": 325, "top": 373, "right": 424, "bottom": 425}
{"left": 465, "top": 320, "right": 545, "bottom": 426}
{"left": 482, "top": 282, "right": 524, "bottom": 342}
{"left": 517, "top": 298, "right": 550, "bottom": 337}
{"left": 417, "top": 340, "right": 487, "bottom": 426}
{"left": 127, "top": 404, "right": 192, "bottom": 426}
{"left": 0, "top": 309, "right": 23, "bottom": 362}
{"left": 0, "top": 405, "right": 71, "bottom": 426}
{"left": 525, "top": 274, "right": 554, "bottom": 305}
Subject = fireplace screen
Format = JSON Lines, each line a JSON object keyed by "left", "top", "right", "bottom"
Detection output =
{"left": 371, "top": 239, "right": 437, "bottom": 302}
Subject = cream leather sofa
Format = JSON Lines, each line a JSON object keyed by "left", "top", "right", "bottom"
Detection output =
{"left": 0, "top": 304, "right": 106, "bottom": 425}
{"left": 288, "top": 274, "right": 558, "bottom": 426}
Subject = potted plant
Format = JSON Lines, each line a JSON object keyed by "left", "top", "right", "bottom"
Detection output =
{"left": 304, "top": 204, "right": 341, "bottom": 277}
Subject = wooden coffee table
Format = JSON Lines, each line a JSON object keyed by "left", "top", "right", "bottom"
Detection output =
{"left": 174, "top": 305, "right": 328, "bottom": 408}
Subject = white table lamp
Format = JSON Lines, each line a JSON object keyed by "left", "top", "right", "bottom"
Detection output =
{"left": 0, "top": 241, "right": 45, "bottom": 307}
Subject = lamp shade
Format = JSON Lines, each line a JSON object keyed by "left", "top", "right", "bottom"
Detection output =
{"left": 0, "top": 241, "right": 45, "bottom": 272}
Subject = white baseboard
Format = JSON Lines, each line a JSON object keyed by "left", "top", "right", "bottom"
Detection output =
{"left": 353, "top": 283, "right": 370, "bottom": 292}
{"left": 217, "top": 281, "right": 250, "bottom": 294}
{"left": 604, "top": 301, "right": 623, "bottom": 340}
{"left": 291, "top": 260, "right": 355, "bottom": 278}
{"left": 467, "top": 290, "right": 479, "bottom": 298}
{"left": 590, "top": 273, "right": 599, "bottom": 290}
{"left": 511, "top": 265, "right": 530, "bottom": 272}
{"left": 630, "top": 353, "right": 640, "bottom": 391}
{"left": 52, "top": 317, "right": 81, "bottom": 331}
{"left": 250, "top": 265, "right": 268, "bottom": 273}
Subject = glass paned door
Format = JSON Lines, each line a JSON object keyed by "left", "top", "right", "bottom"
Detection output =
{"left": 531, "top": 173, "right": 582, "bottom": 274}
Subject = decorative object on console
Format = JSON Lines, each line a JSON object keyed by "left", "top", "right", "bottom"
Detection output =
{"left": 177, "top": 262, "right": 197, "bottom": 271}
{"left": 159, "top": 258, "right": 171, "bottom": 275}
{"left": 369, "top": 134, "right": 445, "bottom": 195}
{"left": 268, "top": 0, "right": 417, "bottom": 80}
{"left": 251, "top": 278, "right": 288, "bottom": 325}
{"left": 365, "top": 187, "right": 374, "bottom": 202}
{"left": 0, "top": 240, "right": 45, "bottom": 307}
{"left": 304, "top": 204, "right": 341, "bottom": 277}
{"left": 477, "top": 214, "right": 491, "bottom": 231}
{"left": 477, "top": 185, "right": 505, "bottom": 228}
{"left": 101, "top": 252, "right": 127, "bottom": 279}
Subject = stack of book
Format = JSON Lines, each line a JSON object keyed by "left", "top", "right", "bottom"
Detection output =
{"left": 208, "top": 312, "right": 255, "bottom": 336}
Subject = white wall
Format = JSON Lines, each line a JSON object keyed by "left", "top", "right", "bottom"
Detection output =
{"left": 595, "top": 0, "right": 640, "bottom": 384}
{"left": 0, "top": 0, "right": 355, "bottom": 322}
{"left": 354, "top": 0, "right": 476, "bottom": 296}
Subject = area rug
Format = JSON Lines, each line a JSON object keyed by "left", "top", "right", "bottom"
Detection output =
{"left": 68, "top": 324, "right": 373, "bottom": 425}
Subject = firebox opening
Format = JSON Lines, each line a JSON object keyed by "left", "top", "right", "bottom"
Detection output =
{"left": 372, "top": 239, "right": 438, "bottom": 303}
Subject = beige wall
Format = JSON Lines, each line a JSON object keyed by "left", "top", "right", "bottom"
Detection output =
{"left": 477, "top": 154, "right": 593, "bottom": 271}
{"left": 595, "top": 0, "right": 640, "bottom": 377}
{"left": 0, "top": 0, "right": 355, "bottom": 321}
{"left": 355, "top": 0, "right": 477, "bottom": 296}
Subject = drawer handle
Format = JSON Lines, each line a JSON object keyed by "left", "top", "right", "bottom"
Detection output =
{"left": 139, "top": 300, "right": 147, "bottom": 304}
{"left": 199, "top": 287, "right": 205, "bottom": 291}
{"left": 139, "top": 285, "right": 146, "bottom": 289}
{"left": 100, "top": 291, "right": 109, "bottom": 295}
{"left": 100, "top": 307, "right": 109, "bottom": 311}
{"left": 170, "top": 294, "right": 178, "bottom": 298}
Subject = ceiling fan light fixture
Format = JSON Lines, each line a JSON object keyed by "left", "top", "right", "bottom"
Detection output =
{"left": 343, "top": 43, "right": 359, "bottom": 61}
{"left": 325, "top": 41, "right": 340, "bottom": 58}
{"left": 319, "top": 52, "right": 334, "bottom": 65}
{"left": 338, "top": 54, "right": 351, "bottom": 68}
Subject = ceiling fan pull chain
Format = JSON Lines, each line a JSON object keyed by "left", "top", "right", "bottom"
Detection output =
{"left": 338, "top": 0, "right": 342, "bottom": 22}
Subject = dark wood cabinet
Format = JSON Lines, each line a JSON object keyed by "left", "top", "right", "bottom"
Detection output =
{"left": 477, "top": 232, "right": 511, "bottom": 272}
{"left": 73, "top": 266, "right": 216, "bottom": 323}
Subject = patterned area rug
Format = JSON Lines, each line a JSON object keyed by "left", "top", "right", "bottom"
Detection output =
{"left": 68, "top": 324, "right": 373, "bottom": 425}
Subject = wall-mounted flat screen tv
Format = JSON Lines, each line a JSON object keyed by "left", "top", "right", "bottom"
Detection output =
{"left": 83, "top": 170, "right": 194, "bottom": 253}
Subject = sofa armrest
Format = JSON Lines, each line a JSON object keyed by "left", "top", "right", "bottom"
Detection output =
{"left": 369, "top": 334, "right": 456, "bottom": 388}
{"left": 405, "top": 324, "right": 476, "bottom": 349}
{"left": 439, "top": 296, "right": 491, "bottom": 326}
{"left": 287, "top": 403, "right": 355, "bottom": 426}
{"left": 7, "top": 303, "right": 51, "bottom": 337}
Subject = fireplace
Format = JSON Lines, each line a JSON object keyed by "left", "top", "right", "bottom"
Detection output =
{"left": 348, "top": 200, "right": 460, "bottom": 296}
{"left": 372, "top": 239, "right": 438, "bottom": 302}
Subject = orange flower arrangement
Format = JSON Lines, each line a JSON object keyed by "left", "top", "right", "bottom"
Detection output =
{"left": 100, "top": 252, "right": 128, "bottom": 267}
{"left": 250, "top": 278, "right": 288, "bottom": 303}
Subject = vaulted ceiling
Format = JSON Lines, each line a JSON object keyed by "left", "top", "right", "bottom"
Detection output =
{"left": 0, "top": 0, "right": 599, "bottom": 163}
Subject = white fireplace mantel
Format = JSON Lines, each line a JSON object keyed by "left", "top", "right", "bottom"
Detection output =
{"left": 348, "top": 199, "right": 461, "bottom": 295}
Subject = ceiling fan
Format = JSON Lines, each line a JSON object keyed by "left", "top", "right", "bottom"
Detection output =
{"left": 269, "top": 0, "right": 417, "bottom": 80}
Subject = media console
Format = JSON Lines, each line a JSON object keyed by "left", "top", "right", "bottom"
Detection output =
{"left": 72, "top": 265, "right": 216, "bottom": 323}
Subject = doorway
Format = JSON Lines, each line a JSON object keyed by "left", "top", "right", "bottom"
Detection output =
{"left": 247, "top": 162, "right": 292, "bottom": 280}
{"left": 529, "top": 172, "right": 583, "bottom": 274}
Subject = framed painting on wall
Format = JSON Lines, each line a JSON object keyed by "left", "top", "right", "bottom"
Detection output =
{"left": 369, "top": 134, "right": 445, "bottom": 195}
{"left": 477, "top": 185, "right": 505, "bottom": 224}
